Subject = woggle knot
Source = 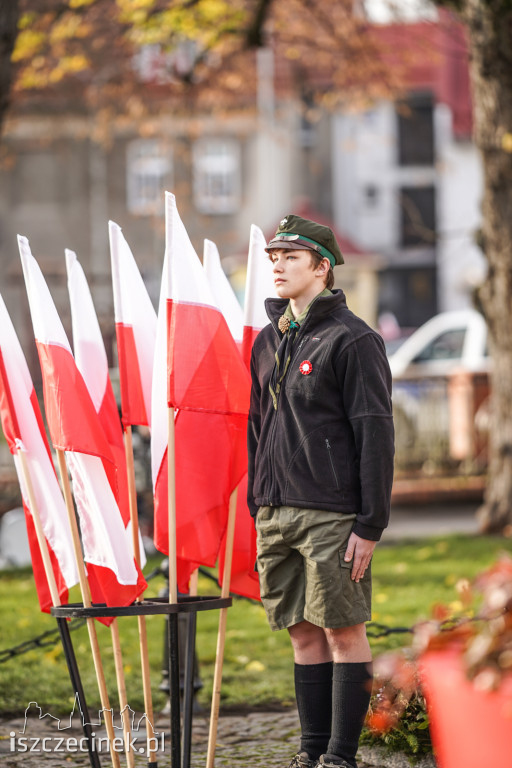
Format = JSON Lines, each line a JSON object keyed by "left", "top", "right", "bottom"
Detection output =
{"left": 278, "top": 316, "right": 299, "bottom": 334}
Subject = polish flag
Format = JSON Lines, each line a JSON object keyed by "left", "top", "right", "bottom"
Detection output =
{"left": 203, "top": 239, "right": 244, "bottom": 347}
{"left": 150, "top": 247, "right": 201, "bottom": 591}
{"left": 19, "top": 236, "right": 146, "bottom": 614}
{"left": 65, "top": 248, "right": 145, "bottom": 567}
{"left": 108, "top": 224, "right": 194, "bottom": 590}
{"left": 151, "top": 193, "right": 250, "bottom": 576}
{"left": 0, "top": 294, "right": 78, "bottom": 612}
{"left": 241, "top": 224, "right": 275, "bottom": 369}
{"left": 165, "top": 194, "right": 250, "bottom": 416}
{"left": 202, "top": 236, "right": 260, "bottom": 600}
{"left": 109, "top": 221, "right": 156, "bottom": 428}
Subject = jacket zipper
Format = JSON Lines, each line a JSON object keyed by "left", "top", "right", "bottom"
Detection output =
{"left": 325, "top": 438, "right": 340, "bottom": 490}
{"left": 266, "top": 323, "right": 282, "bottom": 505}
{"left": 266, "top": 329, "right": 307, "bottom": 505}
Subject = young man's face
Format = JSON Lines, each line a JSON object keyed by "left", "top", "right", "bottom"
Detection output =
{"left": 269, "top": 248, "right": 329, "bottom": 302}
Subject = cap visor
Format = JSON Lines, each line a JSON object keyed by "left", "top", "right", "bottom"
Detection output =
{"left": 265, "top": 239, "right": 314, "bottom": 253}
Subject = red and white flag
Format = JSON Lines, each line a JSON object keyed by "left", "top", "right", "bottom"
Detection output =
{"left": 241, "top": 224, "right": 275, "bottom": 369}
{"left": 19, "top": 235, "right": 146, "bottom": 614}
{"left": 151, "top": 193, "right": 250, "bottom": 578}
{"left": 65, "top": 248, "right": 145, "bottom": 567}
{"left": 202, "top": 239, "right": 260, "bottom": 600}
{"left": 109, "top": 221, "right": 156, "bottom": 428}
{"left": 203, "top": 238, "right": 244, "bottom": 347}
{"left": 0, "top": 294, "right": 78, "bottom": 612}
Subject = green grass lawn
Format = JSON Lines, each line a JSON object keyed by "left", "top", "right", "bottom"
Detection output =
{"left": 1, "top": 534, "right": 512, "bottom": 718}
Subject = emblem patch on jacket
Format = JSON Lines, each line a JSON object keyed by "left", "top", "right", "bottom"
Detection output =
{"left": 299, "top": 360, "right": 313, "bottom": 375}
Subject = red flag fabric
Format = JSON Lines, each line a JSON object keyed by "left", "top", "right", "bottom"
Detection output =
{"left": 19, "top": 235, "right": 146, "bottom": 617}
{"left": 0, "top": 293, "right": 78, "bottom": 612}
{"left": 151, "top": 193, "right": 250, "bottom": 578}
{"left": 65, "top": 248, "right": 145, "bottom": 568}
{"left": 109, "top": 221, "right": 157, "bottom": 428}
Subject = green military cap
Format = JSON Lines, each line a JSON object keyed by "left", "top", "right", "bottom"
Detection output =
{"left": 265, "top": 214, "right": 344, "bottom": 267}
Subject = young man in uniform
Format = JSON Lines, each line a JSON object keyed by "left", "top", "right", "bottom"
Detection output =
{"left": 247, "top": 215, "right": 394, "bottom": 768}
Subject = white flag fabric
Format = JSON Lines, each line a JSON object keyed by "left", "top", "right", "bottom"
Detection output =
{"left": 65, "top": 248, "right": 145, "bottom": 568}
{"left": 242, "top": 224, "right": 275, "bottom": 368}
{"left": 203, "top": 238, "right": 244, "bottom": 345}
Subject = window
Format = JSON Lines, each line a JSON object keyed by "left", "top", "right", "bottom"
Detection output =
{"left": 126, "top": 140, "right": 172, "bottom": 216}
{"left": 364, "top": 184, "right": 379, "bottom": 208}
{"left": 397, "top": 93, "right": 434, "bottom": 166}
{"left": 412, "top": 328, "right": 466, "bottom": 364}
{"left": 192, "top": 138, "right": 241, "bottom": 215}
{"left": 378, "top": 266, "right": 437, "bottom": 328}
{"left": 400, "top": 186, "right": 436, "bottom": 247}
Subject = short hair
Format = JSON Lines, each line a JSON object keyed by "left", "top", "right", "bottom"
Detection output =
{"left": 309, "top": 250, "right": 335, "bottom": 290}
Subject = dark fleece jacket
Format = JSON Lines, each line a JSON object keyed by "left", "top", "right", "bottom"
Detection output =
{"left": 247, "top": 289, "right": 394, "bottom": 541}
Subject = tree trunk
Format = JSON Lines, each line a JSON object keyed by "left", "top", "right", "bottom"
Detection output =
{"left": 462, "top": 1, "right": 512, "bottom": 533}
{"left": 0, "top": 0, "right": 20, "bottom": 137}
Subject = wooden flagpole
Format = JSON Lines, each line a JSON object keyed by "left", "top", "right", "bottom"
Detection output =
{"left": 110, "top": 619, "right": 135, "bottom": 768}
{"left": 167, "top": 406, "right": 181, "bottom": 768}
{"left": 167, "top": 408, "right": 178, "bottom": 605}
{"left": 124, "top": 425, "right": 158, "bottom": 767}
{"left": 182, "top": 566, "right": 199, "bottom": 768}
{"left": 56, "top": 448, "right": 122, "bottom": 768}
{"left": 205, "top": 486, "right": 239, "bottom": 768}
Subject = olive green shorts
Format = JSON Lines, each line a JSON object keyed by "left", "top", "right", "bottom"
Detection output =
{"left": 255, "top": 506, "right": 372, "bottom": 631}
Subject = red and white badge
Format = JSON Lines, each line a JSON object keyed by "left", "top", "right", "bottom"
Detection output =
{"left": 299, "top": 360, "right": 313, "bottom": 375}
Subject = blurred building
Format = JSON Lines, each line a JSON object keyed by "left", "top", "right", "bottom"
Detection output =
{"left": 333, "top": 11, "right": 484, "bottom": 330}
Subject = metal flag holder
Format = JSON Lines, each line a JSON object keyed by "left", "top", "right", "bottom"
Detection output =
{"left": 51, "top": 594, "right": 232, "bottom": 768}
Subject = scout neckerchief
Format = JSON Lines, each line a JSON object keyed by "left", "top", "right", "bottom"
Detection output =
{"left": 269, "top": 289, "right": 331, "bottom": 409}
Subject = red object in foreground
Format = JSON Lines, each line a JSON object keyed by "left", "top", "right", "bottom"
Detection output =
{"left": 420, "top": 645, "right": 512, "bottom": 768}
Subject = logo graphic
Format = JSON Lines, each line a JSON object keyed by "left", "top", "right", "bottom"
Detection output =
{"left": 9, "top": 699, "right": 164, "bottom": 755}
{"left": 299, "top": 360, "right": 313, "bottom": 375}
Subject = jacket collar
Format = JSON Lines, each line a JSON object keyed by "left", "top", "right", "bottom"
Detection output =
{"left": 265, "top": 289, "right": 348, "bottom": 334}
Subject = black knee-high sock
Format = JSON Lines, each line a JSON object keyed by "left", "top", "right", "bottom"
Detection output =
{"left": 294, "top": 661, "right": 333, "bottom": 759}
{"left": 326, "top": 662, "right": 373, "bottom": 767}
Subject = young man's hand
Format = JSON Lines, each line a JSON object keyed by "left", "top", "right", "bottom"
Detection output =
{"left": 344, "top": 532, "right": 377, "bottom": 582}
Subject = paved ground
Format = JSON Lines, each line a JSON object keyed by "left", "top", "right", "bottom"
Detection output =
{"left": 2, "top": 501, "right": 472, "bottom": 768}
{"left": 0, "top": 706, "right": 435, "bottom": 768}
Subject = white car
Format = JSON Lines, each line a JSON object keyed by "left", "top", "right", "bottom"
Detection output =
{"left": 387, "top": 309, "right": 490, "bottom": 466}
{"left": 388, "top": 309, "right": 489, "bottom": 380}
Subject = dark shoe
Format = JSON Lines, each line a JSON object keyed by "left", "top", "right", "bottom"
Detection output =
{"left": 317, "top": 755, "right": 355, "bottom": 768}
{"left": 289, "top": 752, "right": 316, "bottom": 768}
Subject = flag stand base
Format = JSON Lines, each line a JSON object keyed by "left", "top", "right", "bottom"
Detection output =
{"left": 52, "top": 595, "right": 232, "bottom": 768}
